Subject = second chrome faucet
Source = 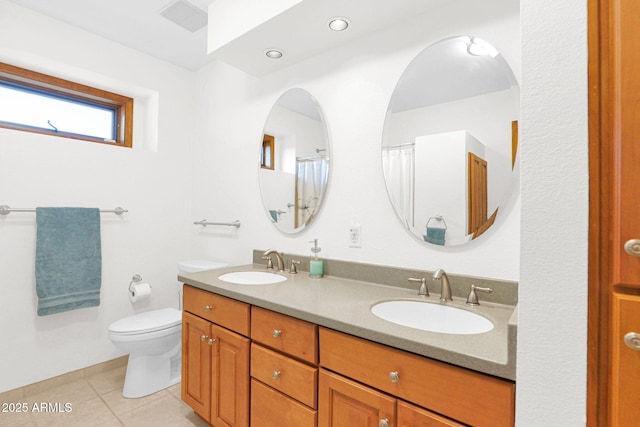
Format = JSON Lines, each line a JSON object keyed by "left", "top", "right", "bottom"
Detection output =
{"left": 433, "top": 268, "right": 453, "bottom": 302}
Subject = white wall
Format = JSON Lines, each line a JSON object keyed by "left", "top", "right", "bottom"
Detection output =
{"left": 0, "top": 0, "right": 590, "bottom": 425}
{"left": 192, "top": 0, "right": 522, "bottom": 280}
{"left": 193, "top": 0, "right": 588, "bottom": 425}
{"left": 0, "top": 0, "right": 197, "bottom": 392}
{"left": 517, "top": 0, "right": 588, "bottom": 425}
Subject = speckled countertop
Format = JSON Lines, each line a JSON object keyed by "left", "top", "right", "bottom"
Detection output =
{"left": 179, "top": 263, "right": 517, "bottom": 381}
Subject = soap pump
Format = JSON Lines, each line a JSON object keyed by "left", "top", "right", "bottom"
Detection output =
{"left": 309, "top": 239, "right": 324, "bottom": 278}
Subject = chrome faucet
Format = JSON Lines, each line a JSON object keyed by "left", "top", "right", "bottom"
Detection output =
{"left": 262, "top": 249, "right": 285, "bottom": 271}
{"left": 432, "top": 268, "right": 453, "bottom": 302}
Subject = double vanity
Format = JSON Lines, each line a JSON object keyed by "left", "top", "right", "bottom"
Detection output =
{"left": 179, "top": 251, "right": 517, "bottom": 427}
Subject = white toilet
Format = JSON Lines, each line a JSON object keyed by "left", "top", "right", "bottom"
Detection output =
{"left": 109, "top": 308, "right": 182, "bottom": 398}
{"left": 108, "top": 260, "right": 228, "bottom": 398}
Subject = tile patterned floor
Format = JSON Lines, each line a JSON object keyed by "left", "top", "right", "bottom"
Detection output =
{"left": 0, "top": 363, "right": 208, "bottom": 427}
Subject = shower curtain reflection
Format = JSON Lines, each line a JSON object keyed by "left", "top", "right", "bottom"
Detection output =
{"left": 382, "top": 144, "right": 415, "bottom": 228}
{"left": 295, "top": 156, "right": 328, "bottom": 228}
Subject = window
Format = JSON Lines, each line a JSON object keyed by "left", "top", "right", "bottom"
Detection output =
{"left": 0, "top": 62, "right": 133, "bottom": 147}
{"left": 261, "top": 134, "right": 275, "bottom": 170}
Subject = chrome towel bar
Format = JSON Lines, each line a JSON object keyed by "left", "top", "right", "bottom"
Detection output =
{"left": 193, "top": 219, "right": 241, "bottom": 228}
{"left": 0, "top": 205, "right": 128, "bottom": 215}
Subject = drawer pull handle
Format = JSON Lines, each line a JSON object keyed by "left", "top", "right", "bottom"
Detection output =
{"left": 272, "top": 329, "right": 282, "bottom": 338}
{"left": 379, "top": 418, "right": 390, "bottom": 427}
{"left": 201, "top": 335, "right": 208, "bottom": 342}
{"left": 388, "top": 371, "right": 400, "bottom": 383}
{"left": 272, "top": 370, "right": 281, "bottom": 380}
{"left": 208, "top": 338, "right": 216, "bottom": 345}
{"left": 624, "top": 332, "right": 640, "bottom": 350}
{"left": 204, "top": 305, "right": 213, "bottom": 311}
{"left": 624, "top": 239, "right": 640, "bottom": 257}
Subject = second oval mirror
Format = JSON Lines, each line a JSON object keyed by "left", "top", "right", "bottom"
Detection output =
{"left": 382, "top": 36, "right": 519, "bottom": 246}
{"left": 259, "top": 88, "right": 330, "bottom": 234}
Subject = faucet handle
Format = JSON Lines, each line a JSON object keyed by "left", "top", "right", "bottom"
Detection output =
{"left": 408, "top": 277, "right": 429, "bottom": 296}
{"left": 466, "top": 285, "right": 493, "bottom": 306}
{"left": 289, "top": 259, "right": 300, "bottom": 274}
{"left": 261, "top": 255, "right": 274, "bottom": 270}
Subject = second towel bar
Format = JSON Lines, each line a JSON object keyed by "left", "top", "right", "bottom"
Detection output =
{"left": 193, "top": 219, "right": 241, "bottom": 228}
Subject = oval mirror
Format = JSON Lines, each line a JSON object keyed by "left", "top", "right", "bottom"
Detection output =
{"left": 382, "top": 36, "right": 519, "bottom": 246}
{"left": 259, "top": 88, "right": 330, "bottom": 234}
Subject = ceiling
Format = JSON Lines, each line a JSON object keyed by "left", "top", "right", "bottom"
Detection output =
{"left": 8, "top": 0, "right": 448, "bottom": 74}
{"left": 7, "top": 0, "right": 517, "bottom": 109}
{"left": 9, "top": 0, "right": 215, "bottom": 70}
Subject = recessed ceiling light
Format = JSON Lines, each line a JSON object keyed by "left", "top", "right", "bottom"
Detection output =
{"left": 265, "top": 49, "right": 284, "bottom": 59}
{"left": 328, "top": 17, "right": 350, "bottom": 32}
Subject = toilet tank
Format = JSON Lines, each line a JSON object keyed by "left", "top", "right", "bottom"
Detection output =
{"left": 178, "top": 259, "right": 228, "bottom": 275}
{"left": 177, "top": 260, "right": 228, "bottom": 309}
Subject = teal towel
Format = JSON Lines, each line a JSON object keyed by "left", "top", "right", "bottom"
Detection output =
{"left": 424, "top": 227, "right": 446, "bottom": 246}
{"left": 269, "top": 210, "right": 278, "bottom": 223}
{"left": 36, "top": 208, "right": 102, "bottom": 316}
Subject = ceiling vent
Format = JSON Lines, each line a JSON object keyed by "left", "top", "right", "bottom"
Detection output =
{"left": 158, "top": 0, "right": 208, "bottom": 33}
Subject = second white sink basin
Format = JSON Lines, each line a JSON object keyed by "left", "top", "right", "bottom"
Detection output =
{"left": 371, "top": 300, "right": 494, "bottom": 335}
{"left": 218, "top": 271, "right": 287, "bottom": 285}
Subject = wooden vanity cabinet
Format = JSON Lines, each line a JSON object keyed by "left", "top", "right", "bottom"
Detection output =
{"left": 250, "top": 306, "right": 319, "bottom": 427}
{"left": 319, "top": 328, "right": 514, "bottom": 427}
{"left": 182, "top": 285, "right": 514, "bottom": 427}
{"left": 182, "top": 286, "right": 250, "bottom": 427}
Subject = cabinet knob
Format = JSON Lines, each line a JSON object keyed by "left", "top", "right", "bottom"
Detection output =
{"left": 200, "top": 335, "right": 208, "bottom": 342}
{"left": 272, "top": 329, "right": 282, "bottom": 338}
{"left": 388, "top": 371, "right": 400, "bottom": 383}
{"left": 204, "top": 305, "right": 213, "bottom": 311}
{"left": 624, "top": 239, "right": 640, "bottom": 257}
{"left": 379, "top": 419, "right": 390, "bottom": 427}
{"left": 272, "top": 370, "right": 281, "bottom": 380}
{"left": 208, "top": 338, "right": 216, "bottom": 345}
{"left": 624, "top": 332, "right": 640, "bottom": 350}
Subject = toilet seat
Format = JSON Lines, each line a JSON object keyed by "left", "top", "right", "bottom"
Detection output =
{"left": 109, "top": 308, "right": 181, "bottom": 336}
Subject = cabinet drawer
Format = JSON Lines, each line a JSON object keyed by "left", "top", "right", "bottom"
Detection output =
{"left": 251, "top": 343, "right": 318, "bottom": 408}
{"left": 251, "top": 379, "right": 317, "bottom": 427}
{"left": 251, "top": 307, "right": 318, "bottom": 364}
{"left": 397, "top": 400, "right": 464, "bottom": 427}
{"left": 319, "top": 328, "right": 514, "bottom": 427}
{"left": 183, "top": 285, "right": 250, "bottom": 335}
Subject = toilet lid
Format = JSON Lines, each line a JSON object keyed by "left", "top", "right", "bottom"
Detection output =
{"left": 109, "top": 308, "right": 181, "bottom": 335}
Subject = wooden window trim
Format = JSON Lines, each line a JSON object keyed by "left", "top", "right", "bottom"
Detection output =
{"left": 0, "top": 62, "right": 133, "bottom": 147}
{"left": 261, "top": 134, "right": 275, "bottom": 170}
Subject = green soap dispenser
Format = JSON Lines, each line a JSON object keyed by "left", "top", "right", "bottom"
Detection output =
{"left": 309, "top": 239, "right": 324, "bottom": 278}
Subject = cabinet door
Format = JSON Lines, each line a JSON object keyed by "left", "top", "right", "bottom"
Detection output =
{"left": 318, "top": 369, "right": 395, "bottom": 427}
{"left": 611, "top": 292, "right": 640, "bottom": 426}
{"left": 211, "top": 323, "right": 250, "bottom": 427}
{"left": 397, "top": 400, "right": 464, "bottom": 427}
{"left": 182, "top": 311, "right": 212, "bottom": 422}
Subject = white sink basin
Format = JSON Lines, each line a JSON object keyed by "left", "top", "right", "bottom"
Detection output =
{"left": 218, "top": 271, "right": 287, "bottom": 285}
{"left": 371, "top": 300, "right": 494, "bottom": 335}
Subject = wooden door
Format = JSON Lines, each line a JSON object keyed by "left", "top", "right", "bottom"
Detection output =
{"left": 210, "top": 324, "right": 250, "bottom": 427}
{"left": 468, "top": 152, "right": 488, "bottom": 235}
{"left": 588, "top": 0, "right": 640, "bottom": 424}
{"left": 318, "top": 369, "right": 395, "bottom": 427}
{"left": 182, "top": 311, "right": 212, "bottom": 422}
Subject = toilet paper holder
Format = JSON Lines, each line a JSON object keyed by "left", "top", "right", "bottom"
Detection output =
{"left": 129, "top": 274, "right": 143, "bottom": 296}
